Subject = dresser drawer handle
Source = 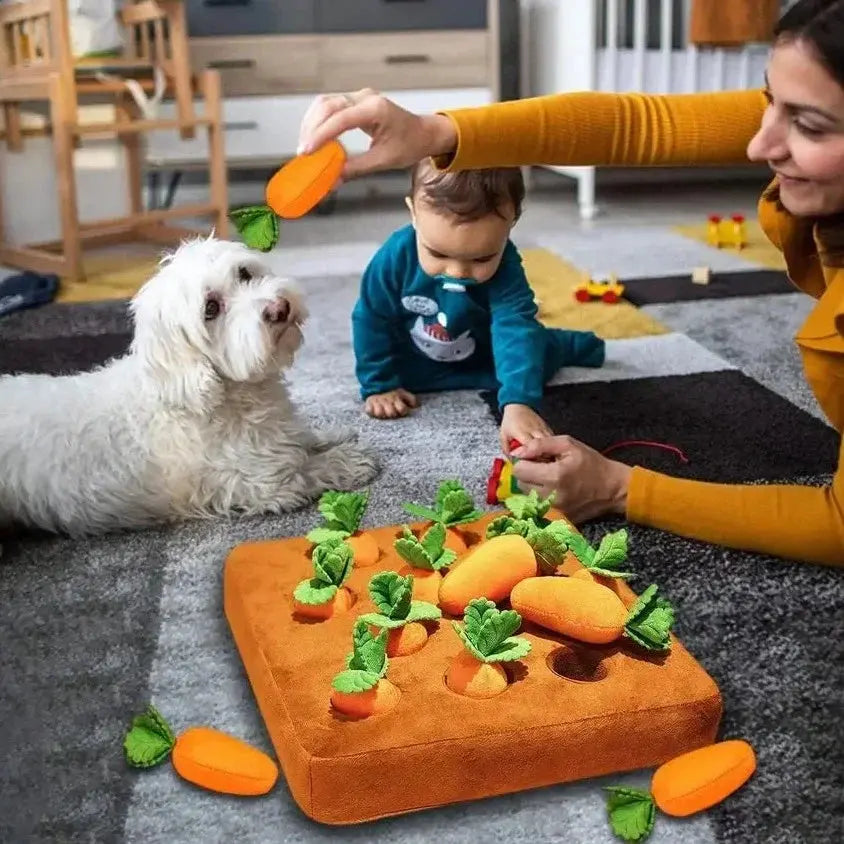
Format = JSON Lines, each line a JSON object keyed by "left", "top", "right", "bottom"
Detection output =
{"left": 208, "top": 59, "right": 255, "bottom": 70}
{"left": 385, "top": 54, "right": 431, "bottom": 65}
{"left": 224, "top": 121, "right": 259, "bottom": 132}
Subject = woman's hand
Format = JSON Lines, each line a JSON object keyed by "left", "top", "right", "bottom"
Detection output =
{"left": 296, "top": 89, "right": 458, "bottom": 180}
{"left": 511, "top": 435, "right": 633, "bottom": 523}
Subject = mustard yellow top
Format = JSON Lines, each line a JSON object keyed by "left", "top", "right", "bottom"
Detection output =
{"left": 441, "top": 90, "right": 844, "bottom": 566}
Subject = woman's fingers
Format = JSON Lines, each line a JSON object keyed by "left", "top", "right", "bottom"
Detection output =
{"left": 511, "top": 434, "right": 574, "bottom": 461}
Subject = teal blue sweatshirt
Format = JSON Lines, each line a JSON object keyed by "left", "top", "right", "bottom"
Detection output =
{"left": 351, "top": 224, "right": 549, "bottom": 409}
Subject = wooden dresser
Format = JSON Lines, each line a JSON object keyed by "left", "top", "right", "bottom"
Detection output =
{"left": 145, "top": 0, "right": 517, "bottom": 169}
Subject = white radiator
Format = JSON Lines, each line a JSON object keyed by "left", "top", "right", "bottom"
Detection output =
{"left": 522, "top": 0, "right": 773, "bottom": 219}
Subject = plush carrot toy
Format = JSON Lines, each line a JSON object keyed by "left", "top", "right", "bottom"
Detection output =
{"left": 230, "top": 140, "right": 347, "bottom": 251}
{"left": 292, "top": 536, "right": 355, "bottom": 620}
{"left": 485, "top": 514, "right": 581, "bottom": 575}
{"left": 123, "top": 704, "right": 279, "bottom": 796}
{"left": 402, "top": 480, "right": 483, "bottom": 555}
{"left": 510, "top": 578, "right": 675, "bottom": 651}
{"left": 307, "top": 490, "right": 380, "bottom": 567}
{"left": 438, "top": 533, "right": 538, "bottom": 616}
{"left": 358, "top": 571, "right": 442, "bottom": 656}
{"left": 330, "top": 620, "right": 401, "bottom": 718}
{"left": 393, "top": 521, "right": 457, "bottom": 603}
{"left": 445, "top": 598, "right": 532, "bottom": 698}
{"left": 604, "top": 740, "right": 757, "bottom": 841}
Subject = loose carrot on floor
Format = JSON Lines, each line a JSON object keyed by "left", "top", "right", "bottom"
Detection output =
{"left": 510, "top": 577, "right": 675, "bottom": 651}
{"left": 445, "top": 598, "right": 531, "bottom": 698}
{"left": 358, "top": 571, "right": 441, "bottom": 656}
{"left": 604, "top": 740, "right": 757, "bottom": 841}
{"left": 292, "top": 536, "right": 355, "bottom": 620}
{"left": 306, "top": 490, "right": 380, "bottom": 567}
{"left": 330, "top": 621, "right": 401, "bottom": 718}
{"left": 438, "top": 533, "right": 537, "bottom": 616}
{"left": 124, "top": 704, "right": 278, "bottom": 796}
{"left": 394, "top": 522, "right": 456, "bottom": 603}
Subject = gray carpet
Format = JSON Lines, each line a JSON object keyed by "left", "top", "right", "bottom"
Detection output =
{"left": 1, "top": 265, "right": 842, "bottom": 844}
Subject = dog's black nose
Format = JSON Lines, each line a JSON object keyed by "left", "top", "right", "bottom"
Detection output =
{"left": 264, "top": 297, "right": 290, "bottom": 324}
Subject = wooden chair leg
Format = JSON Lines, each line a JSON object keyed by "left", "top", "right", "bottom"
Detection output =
{"left": 202, "top": 69, "right": 229, "bottom": 238}
{"left": 48, "top": 73, "right": 83, "bottom": 280}
{"left": 115, "top": 93, "right": 144, "bottom": 215}
{"left": 2, "top": 103, "right": 23, "bottom": 152}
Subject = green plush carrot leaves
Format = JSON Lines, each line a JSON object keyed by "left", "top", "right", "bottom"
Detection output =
{"left": 359, "top": 572, "right": 441, "bottom": 628}
{"left": 230, "top": 205, "right": 279, "bottom": 252}
{"left": 123, "top": 703, "right": 176, "bottom": 768}
{"left": 394, "top": 522, "right": 456, "bottom": 572}
{"left": 332, "top": 621, "right": 390, "bottom": 693}
{"left": 484, "top": 515, "right": 537, "bottom": 541}
{"left": 537, "top": 518, "right": 596, "bottom": 567}
{"left": 453, "top": 597, "right": 531, "bottom": 663}
{"left": 402, "top": 480, "right": 482, "bottom": 527}
{"left": 586, "top": 529, "right": 635, "bottom": 579}
{"left": 529, "top": 520, "right": 575, "bottom": 573}
{"left": 605, "top": 786, "right": 656, "bottom": 842}
{"left": 504, "top": 490, "right": 554, "bottom": 525}
{"left": 293, "top": 537, "right": 353, "bottom": 605}
{"left": 307, "top": 490, "right": 369, "bottom": 543}
{"left": 624, "top": 584, "right": 675, "bottom": 652}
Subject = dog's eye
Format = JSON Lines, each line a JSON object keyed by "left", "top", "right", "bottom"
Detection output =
{"left": 204, "top": 299, "right": 221, "bottom": 320}
{"left": 237, "top": 266, "right": 252, "bottom": 283}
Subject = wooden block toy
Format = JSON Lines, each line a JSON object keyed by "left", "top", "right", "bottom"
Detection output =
{"left": 224, "top": 496, "right": 723, "bottom": 825}
{"left": 692, "top": 266, "right": 711, "bottom": 285}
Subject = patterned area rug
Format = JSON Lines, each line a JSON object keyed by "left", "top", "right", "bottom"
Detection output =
{"left": 0, "top": 221, "right": 841, "bottom": 844}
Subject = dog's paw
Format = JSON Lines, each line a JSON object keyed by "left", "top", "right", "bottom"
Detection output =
{"left": 307, "top": 441, "right": 380, "bottom": 491}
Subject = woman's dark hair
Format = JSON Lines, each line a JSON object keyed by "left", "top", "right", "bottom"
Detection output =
{"left": 768, "top": 0, "right": 844, "bottom": 264}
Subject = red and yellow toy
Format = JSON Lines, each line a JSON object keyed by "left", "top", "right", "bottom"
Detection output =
{"left": 573, "top": 273, "right": 625, "bottom": 304}
{"left": 487, "top": 439, "right": 524, "bottom": 504}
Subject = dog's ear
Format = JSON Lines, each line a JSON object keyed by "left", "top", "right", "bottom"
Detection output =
{"left": 129, "top": 279, "right": 223, "bottom": 415}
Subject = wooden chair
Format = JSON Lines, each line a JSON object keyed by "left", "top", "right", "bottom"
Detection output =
{"left": 0, "top": 0, "right": 229, "bottom": 281}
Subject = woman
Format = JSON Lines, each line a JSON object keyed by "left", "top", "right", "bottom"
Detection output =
{"left": 297, "top": 0, "right": 844, "bottom": 567}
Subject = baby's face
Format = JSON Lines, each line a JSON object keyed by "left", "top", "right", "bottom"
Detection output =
{"left": 408, "top": 199, "right": 514, "bottom": 284}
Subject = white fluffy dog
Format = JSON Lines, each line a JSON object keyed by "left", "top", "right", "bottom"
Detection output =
{"left": 0, "top": 236, "right": 379, "bottom": 540}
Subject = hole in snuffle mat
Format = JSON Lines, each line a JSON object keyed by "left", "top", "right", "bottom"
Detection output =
{"left": 546, "top": 644, "right": 610, "bottom": 683}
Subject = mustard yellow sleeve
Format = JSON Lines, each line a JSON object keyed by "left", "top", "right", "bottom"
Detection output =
{"left": 626, "top": 435, "right": 844, "bottom": 567}
{"left": 438, "top": 89, "right": 767, "bottom": 170}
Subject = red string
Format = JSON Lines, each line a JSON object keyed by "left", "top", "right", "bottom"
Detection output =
{"left": 601, "top": 439, "right": 690, "bottom": 464}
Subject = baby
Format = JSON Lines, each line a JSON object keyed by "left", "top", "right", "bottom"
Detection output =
{"left": 351, "top": 161, "right": 605, "bottom": 449}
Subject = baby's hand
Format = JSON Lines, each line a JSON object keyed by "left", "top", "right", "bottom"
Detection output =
{"left": 500, "top": 404, "right": 553, "bottom": 454}
{"left": 364, "top": 389, "right": 419, "bottom": 419}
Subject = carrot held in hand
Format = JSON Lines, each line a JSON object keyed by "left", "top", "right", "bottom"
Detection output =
{"left": 292, "top": 536, "right": 355, "bottom": 619}
{"left": 123, "top": 704, "right": 278, "bottom": 796}
{"left": 510, "top": 577, "right": 675, "bottom": 651}
{"left": 307, "top": 490, "right": 380, "bottom": 567}
{"left": 604, "top": 740, "right": 757, "bottom": 841}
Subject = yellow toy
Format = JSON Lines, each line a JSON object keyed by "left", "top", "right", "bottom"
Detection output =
{"left": 574, "top": 273, "right": 625, "bottom": 304}
{"left": 706, "top": 213, "right": 747, "bottom": 250}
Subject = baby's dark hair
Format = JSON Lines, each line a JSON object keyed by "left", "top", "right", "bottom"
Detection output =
{"left": 410, "top": 161, "right": 525, "bottom": 222}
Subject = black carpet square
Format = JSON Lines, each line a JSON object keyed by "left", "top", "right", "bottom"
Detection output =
{"left": 0, "top": 332, "right": 131, "bottom": 376}
{"left": 482, "top": 370, "right": 838, "bottom": 483}
{"left": 622, "top": 269, "right": 794, "bottom": 305}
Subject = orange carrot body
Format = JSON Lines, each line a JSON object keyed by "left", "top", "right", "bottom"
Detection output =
{"left": 345, "top": 532, "right": 380, "bottom": 567}
{"left": 171, "top": 726, "right": 278, "bottom": 796}
{"left": 438, "top": 534, "right": 537, "bottom": 616}
{"left": 571, "top": 568, "right": 596, "bottom": 583}
{"left": 651, "top": 740, "right": 757, "bottom": 817}
{"left": 382, "top": 622, "right": 429, "bottom": 656}
{"left": 330, "top": 678, "right": 401, "bottom": 718}
{"left": 510, "top": 576, "right": 628, "bottom": 644}
{"left": 445, "top": 651, "right": 508, "bottom": 698}
{"left": 397, "top": 566, "right": 442, "bottom": 603}
{"left": 444, "top": 528, "right": 468, "bottom": 556}
{"left": 293, "top": 586, "right": 355, "bottom": 620}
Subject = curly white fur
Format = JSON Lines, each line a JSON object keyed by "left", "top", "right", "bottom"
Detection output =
{"left": 0, "top": 236, "right": 379, "bottom": 540}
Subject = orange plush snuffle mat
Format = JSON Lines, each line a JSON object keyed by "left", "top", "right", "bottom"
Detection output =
{"left": 224, "top": 482, "right": 728, "bottom": 828}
